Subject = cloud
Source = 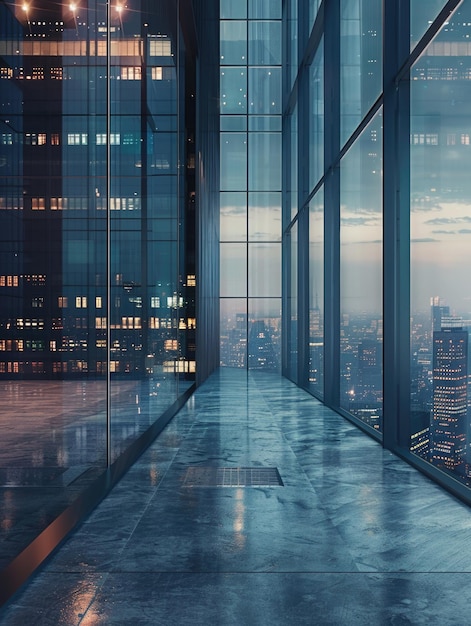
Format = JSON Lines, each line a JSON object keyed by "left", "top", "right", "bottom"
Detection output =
{"left": 250, "top": 231, "right": 281, "bottom": 241}
{"left": 341, "top": 217, "right": 380, "bottom": 227}
{"left": 432, "top": 228, "right": 471, "bottom": 235}
{"left": 411, "top": 237, "right": 438, "bottom": 243}
{"left": 425, "top": 216, "right": 471, "bottom": 225}
{"left": 342, "top": 239, "right": 382, "bottom": 245}
{"left": 410, "top": 202, "right": 443, "bottom": 213}
{"left": 220, "top": 205, "right": 246, "bottom": 216}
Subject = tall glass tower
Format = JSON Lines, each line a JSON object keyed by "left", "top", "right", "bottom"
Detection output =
{"left": 430, "top": 325, "right": 468, "bottom": 475}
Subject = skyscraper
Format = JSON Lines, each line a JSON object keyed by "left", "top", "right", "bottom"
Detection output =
{"left": 431, "top": 296, "right": 450, "bottom": 333}
{"left": 429, "top": 324, "right": 468, "bottom": 475}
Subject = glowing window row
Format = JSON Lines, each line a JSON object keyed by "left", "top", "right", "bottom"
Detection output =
{"left": 0, "top": 66, "right": 166, "bottom": 81}
{"left": 0, "top": 359, "right": 195, "bottom": 374}
{"left": 2, "top": 317, "right": 195, "bottom": 333}
{"left": 0, "top": 275, "right": 45, "bottom": 286}
{"left": 27, "top": 197, "right": 142, "bottom": 211}
{"left": 0, "top": 38, "right": 171, "bottom": 58}
{"left": 411, "top": 133, "right": 471, "bottom": 146}
{"left": 1, "top": 132, "right": 144, "bottom": 146}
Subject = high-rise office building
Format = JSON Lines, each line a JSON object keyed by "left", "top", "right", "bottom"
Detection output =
{"left": 430, "top": 326, "right": 468, "bottom": 475}
{"left": 431, "top": 296, "right": 450, "bottom": 333}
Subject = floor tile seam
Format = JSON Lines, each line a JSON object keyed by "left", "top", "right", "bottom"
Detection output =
{"left": 52, "top": 568, "right": 471, "bottom": 575}
{"left": 112, "top": 420, "right": 199, "bottom": 552}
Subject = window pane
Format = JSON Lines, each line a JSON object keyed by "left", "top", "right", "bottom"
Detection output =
{"left": 248, "top": 67, "right": 282, "bottom": 114}
{"left": 309, "top": 39, "right": 324, "bottom": 191}
{"left": 410, "top": 4, "right": 471, "bottom": 481}
{"left": 220, "top": 243, "right": 247, "bottom": 297}
{"left": 221, "top": 68, "right": 247, "bottom": 114}
{"left": 248, "top": 132, "right": 281, "bottom": 190}
{"left": 410, "top": 1, "right": 449, "bottom": 49}
{"left": 221, "top": 116, "right": 248, "bottom": 131}
{"left": 340, "top": 0, "right": 382, "bottom": 145}
{"left": 248, "top": 298, "right": 281, "bottom": 371}
{"left": 249, "top": 21, "right": 282, "bottom": 65}
{"left": 248, "top": 192, "right": 281, "bottom": 241}
{"left": 288, "top": 223, "right": 298, "bottom": 382}
{"left": 287, "top": 104, "right": 298, "bottom": 223}
{"left": 220, "top": 21, "right": 247, "bottom": 65}
{"left": 221, "top": 192, "right": 247, "bottom": 241}
{"left": 221, "top": 133, "right": 247, "bottom": 191}
{"left": 309, "top": 189, "right": 324, "bottom": 398}
{"left": 248, "top": 242, "right": 281, "bottom": 297}
{"left": 249, "top": 0, "right": 281, "bottom": 19}
{"left": 248, "top": 116, "right": 282, "bottom": 132}
{"left": 340, "top": 111, "right": 383, "bottom": 431}
{"left": 287, "top": 0, "right": 298, "bottom": 92}
{"left": 220, "top": 299, "right": 247, "bottom": 368}
{"left": 221, "top": 0, "right": 247, "bottom": 19}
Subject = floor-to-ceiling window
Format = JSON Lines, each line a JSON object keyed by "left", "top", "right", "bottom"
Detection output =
{"left": 219, "top": 0, "right": 282, "bottom": 371}
{"left": 339, "top": 112, "right": 383, "bottom": 430}
{"left": 409, "top": 2, "right": 471, "bottom": 485}
{"left": 0, "top": 0, "right": 197, "bottom": 594}
{"left": 285, "top": 0, "right": 471, "bottom": 502}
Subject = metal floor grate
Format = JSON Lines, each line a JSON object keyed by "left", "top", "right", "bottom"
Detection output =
{"left": 182, "top": 466, "right": 283, "bottom": 487}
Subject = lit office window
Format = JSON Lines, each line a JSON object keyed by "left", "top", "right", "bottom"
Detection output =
{"left": 31, "top": 198, "right": 46, "bottom": 210}
{"left": 32, "top": 67, "right": 44, "bottom": 80}
{"left": 151, "top": 66, "right": 163, "bottom": 80}
{"left": 68, "top": 133, "right": 88, "bottom": 145}
{"left": 149, "top": 38, "right": 172, "bottom": 56}
{"left": 120, "top": 66, "right": 142, "bottom": 80}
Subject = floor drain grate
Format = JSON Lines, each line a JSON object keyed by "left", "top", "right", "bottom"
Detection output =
{"left": 182, "top": 466, "right": 283, "bottom": 487}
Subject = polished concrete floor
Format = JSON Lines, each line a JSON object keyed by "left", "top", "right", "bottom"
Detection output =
{"left": 2, "top": 369, "right": 471, "bottom": 624}
{"left": 0, "top": 377, "right": 190, "bottom": 569}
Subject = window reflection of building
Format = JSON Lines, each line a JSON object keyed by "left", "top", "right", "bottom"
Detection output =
{"left": 0, "top": 1, "right": 195, "bottom": 379}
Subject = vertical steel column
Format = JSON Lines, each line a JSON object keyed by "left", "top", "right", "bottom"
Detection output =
{"left": 323, "top": 0, "right": 340, "bottom": 407}
{"left": 106, "top": 0, "right": 112, "bottom": 467}
{"left": 281, "top": 0, "right": 290, "bottom": 376}
{"left": 297, "top": 0, "right": 310, "bottom": 387}
{"left": 382, "top": 0, "right": 410, "bottom": 450}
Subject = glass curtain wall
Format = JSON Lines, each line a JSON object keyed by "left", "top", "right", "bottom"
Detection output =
{"left": 409, "top": 2, "right": 471, "bottom": 485}
{"left": 286, "top": 0, "right": 471, "bottom": 502}
{"left": 0, "top": 0, "right": 194, "bottom": 580}
{"left": 219, "top": 0, "right": 282, "bottom": 371}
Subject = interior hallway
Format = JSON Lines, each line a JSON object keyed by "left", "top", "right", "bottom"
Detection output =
{"left": 2, "top": 368, "right": 471, "bottom": 625}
